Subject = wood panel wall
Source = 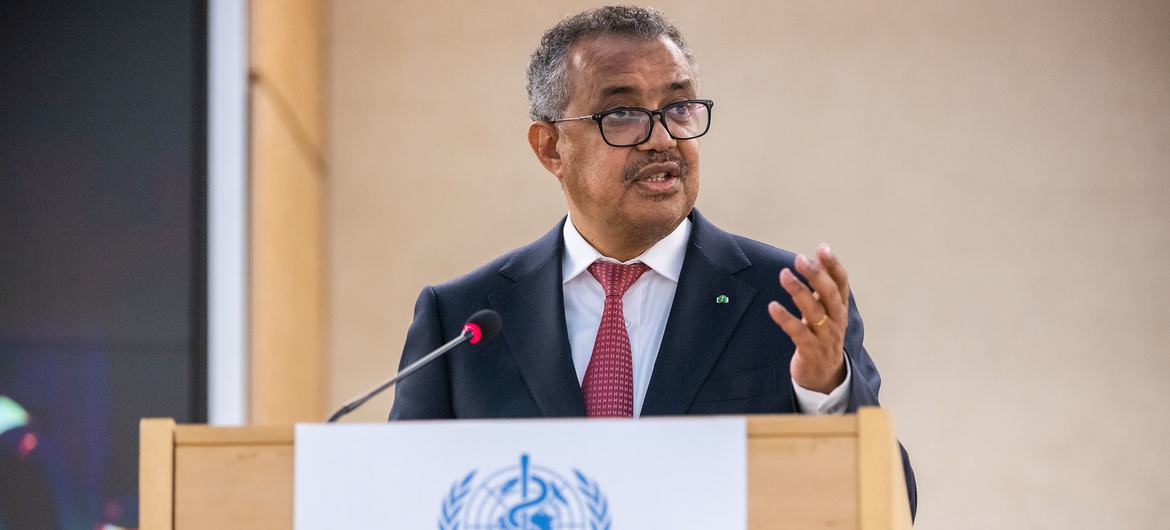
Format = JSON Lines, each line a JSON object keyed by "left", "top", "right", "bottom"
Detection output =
{"left": 248, "top": 0, "right": 327, "bottom": 424}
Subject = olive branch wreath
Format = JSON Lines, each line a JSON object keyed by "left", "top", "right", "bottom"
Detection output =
{"left": 438, "top": 470, "right": 475, "bottom": 530}
{"left": 437, "top": 468, "right": 612, "bottom": 530}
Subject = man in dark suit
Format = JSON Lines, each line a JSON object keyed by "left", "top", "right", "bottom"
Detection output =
{"left": 390, "top": 5, "right": 915, "bottom": 517}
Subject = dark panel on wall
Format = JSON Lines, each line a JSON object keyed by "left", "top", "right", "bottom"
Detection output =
{"left": 0, "top": 1, "right": 207, "bottom": 528}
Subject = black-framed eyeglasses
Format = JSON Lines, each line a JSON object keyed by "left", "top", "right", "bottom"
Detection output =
{"left": 549, "top": 99, "right": 714, "bottom": 147}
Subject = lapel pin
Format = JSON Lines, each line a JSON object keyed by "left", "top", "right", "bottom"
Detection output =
{"left": 715, "top": 294, "right": 730, "bottom": 304}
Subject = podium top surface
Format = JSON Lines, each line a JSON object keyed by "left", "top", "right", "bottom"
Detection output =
{"left": 168, "top": 414, "right": 859, "bottom": 445}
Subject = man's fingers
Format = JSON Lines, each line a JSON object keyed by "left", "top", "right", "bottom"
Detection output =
{"left": 768, "top": 300, "right": 817, "bottom": 345}
{"left": 793, "top": 255, "right": 846, "bottom": 323}
{"left": 779, "top": 267, "right": 828, "bottom": 325}
{"left": 817, "top": 244, "right": 851, "bottom": 307}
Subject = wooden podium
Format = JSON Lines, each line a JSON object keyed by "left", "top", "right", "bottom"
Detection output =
{"left": 140, "top": 408, "right": 911, "bottom": 529}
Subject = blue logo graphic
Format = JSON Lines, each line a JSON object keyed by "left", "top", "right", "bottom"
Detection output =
{"left": 439, "top": 453, "right": 611, "bottom": 530}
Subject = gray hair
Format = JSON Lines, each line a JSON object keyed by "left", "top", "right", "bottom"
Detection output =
{"left": 525, "top": 5, "right": 698, "bottom": 121}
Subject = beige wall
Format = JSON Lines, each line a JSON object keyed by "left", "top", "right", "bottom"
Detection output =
{"left": 328, "top": 1, "right": 1170, "bottom": 528}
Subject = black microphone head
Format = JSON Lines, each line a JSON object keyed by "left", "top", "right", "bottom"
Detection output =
{"left": 463, "top": 309, "right": 502, "bottom": 344}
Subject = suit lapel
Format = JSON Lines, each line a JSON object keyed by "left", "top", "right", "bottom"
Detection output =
{"left": 641, "top": 210, "right": 756, "bottom": 416}
{"left": 488, "top": 220, "right": 586, "bottom": 417}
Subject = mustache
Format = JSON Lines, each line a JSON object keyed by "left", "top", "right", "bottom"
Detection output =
{"left": 622, "top": 152, "right": 689, "bottom": 184}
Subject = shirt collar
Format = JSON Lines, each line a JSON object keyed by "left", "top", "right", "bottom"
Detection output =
{"left": 562, "top": 214, "right": 692, "bottom": 284}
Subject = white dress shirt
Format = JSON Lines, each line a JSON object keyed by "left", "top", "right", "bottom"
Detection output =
{"left": 561, "top": 215, "right": 852, "bottom": 417}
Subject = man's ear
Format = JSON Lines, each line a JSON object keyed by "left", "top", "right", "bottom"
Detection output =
{"left": 528, "top": 121, "right": 562, "bottom": 177}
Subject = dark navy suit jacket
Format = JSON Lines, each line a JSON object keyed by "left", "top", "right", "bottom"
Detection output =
{"left": 389, "top": 209, "right": 916, "bottom": 518}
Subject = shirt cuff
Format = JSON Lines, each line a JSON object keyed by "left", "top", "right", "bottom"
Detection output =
{"left": 792, "top": 353, "right": 852, "bottom": 415}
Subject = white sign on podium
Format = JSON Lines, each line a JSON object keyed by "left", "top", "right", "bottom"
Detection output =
{"left": 296, "top": 417, "right": 746, "bottom": 530}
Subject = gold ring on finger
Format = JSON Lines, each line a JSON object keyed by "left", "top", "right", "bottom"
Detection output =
{"left": 811, "top": 314, "right": 829, "bottom": 327}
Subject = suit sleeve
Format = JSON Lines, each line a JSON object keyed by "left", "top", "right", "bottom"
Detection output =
{"left": 388, "top": 286, "right": 455, "bottom": 420}
{"left": 842, "top": 292, "right": 919, "bottom": 521}
{"left": 843, "top": 292, "right": 881, "bottom": 412}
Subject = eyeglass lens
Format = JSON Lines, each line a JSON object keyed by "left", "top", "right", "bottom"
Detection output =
{"left": 600, "top": 101, "right": 710, "bottom": 146}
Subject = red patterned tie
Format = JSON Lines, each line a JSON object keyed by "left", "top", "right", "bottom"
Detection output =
{"left": 583, "top": 260, "right": 650, "bottom": 417}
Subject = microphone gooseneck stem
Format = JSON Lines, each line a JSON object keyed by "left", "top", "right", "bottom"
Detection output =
{"left": 326, "top": 328, "right": 471, "bottom": 422}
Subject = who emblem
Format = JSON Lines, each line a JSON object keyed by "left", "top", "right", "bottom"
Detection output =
{"left": 438, "top": 453, "right": 611, "bottom": 530}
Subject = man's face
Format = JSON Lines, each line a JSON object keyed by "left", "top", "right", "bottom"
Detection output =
{"left": 552, "top": 35, "right": 701, "bottom": 246}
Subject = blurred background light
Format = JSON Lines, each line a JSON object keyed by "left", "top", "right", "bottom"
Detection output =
{"left": 0, "top": 396, "right": 30, "bottom": 435}
{"left": 17, "top": 432, "right": 38, "bottom": 457}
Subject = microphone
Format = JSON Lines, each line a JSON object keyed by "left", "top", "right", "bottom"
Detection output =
{"left": 326, "top": 309, "right": 502, "bottom": 422}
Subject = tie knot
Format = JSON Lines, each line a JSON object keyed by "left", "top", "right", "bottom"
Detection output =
{"left": 588, "top": 260, "right": 650, "bottom": 298}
